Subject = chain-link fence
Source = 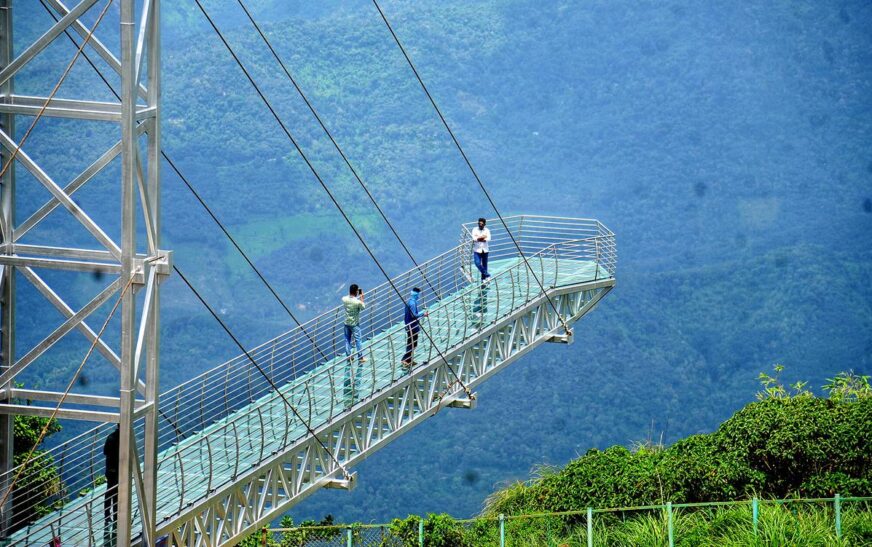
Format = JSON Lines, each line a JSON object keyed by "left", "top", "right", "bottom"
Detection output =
{"left": 258, "top": 523, "right": 397, "bottom": 546}
{"left": 258, "top": 496, "right": 871, "bottom": 546}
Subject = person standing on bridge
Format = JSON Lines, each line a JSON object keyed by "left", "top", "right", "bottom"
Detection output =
{"left": 342, "top": 284, "right": 366, "bottom": 363}
{"left": 401, "top": 287, "right": 428, "bottom": 369}
{"left": 103, "top": 425, "right": 120, "bottom": 545}
{"left": 472, "top": 217, "right": 491, "bottom": 282}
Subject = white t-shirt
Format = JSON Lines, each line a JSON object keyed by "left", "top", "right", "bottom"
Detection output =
{"left": 471, "top": 226, "right": 491, "bottom": 254}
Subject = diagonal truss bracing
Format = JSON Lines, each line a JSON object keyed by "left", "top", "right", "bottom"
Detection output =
{"left": 0, "top": 0, "right": 169, "bottom": 544}
{"left": 162, "top": 278, "right": 614, "bottom": 546}
{"left": 3, "top": 216, "right": 615, "bottom": 546}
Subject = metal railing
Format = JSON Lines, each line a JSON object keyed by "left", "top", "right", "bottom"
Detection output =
{"left": 462, "top": 215, "right": 615, "bottom": 265}
{"left": 3, "top": 215, "right": 615, "bottom": 542}
{"left": 259, "top": 496, "right": 871, "bottom": 546}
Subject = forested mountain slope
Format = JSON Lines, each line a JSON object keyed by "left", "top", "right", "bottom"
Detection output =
{"left": 11, "top": 0, "right": 872, "bottom": 522}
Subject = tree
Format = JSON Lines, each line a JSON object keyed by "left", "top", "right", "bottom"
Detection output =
{"left": 10, "top": 412, "right": 63, "bottom": 531}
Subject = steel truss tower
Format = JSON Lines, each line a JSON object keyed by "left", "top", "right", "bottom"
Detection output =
{"left": 0, "top": 0, "right": 166, "bottom": 544}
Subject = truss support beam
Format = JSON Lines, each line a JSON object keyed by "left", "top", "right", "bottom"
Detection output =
{"left": 42, "top": 0, "right": 150, "bottom": 100}
{"left": 0, "top": 404, "right": 119, "bottom": 422}
{"left": 446, "top": 394, "right": 477, "bottom": 409}
{"left": 323, "top": 472, "right": 357, "bottom": 491}
{"left": 156, "top": 279, "right": 614, "bottom": 546}
{"left": 0, "top": 0, "right": 98, "bottom": 87}
{"left": 0, "top": 1, "right": 165, "bottom": 543}
{"left": 0, "top": 95, "right": 156, "bottom": 122}
{"left": 0, "top": 0, "right": 14, "bottom": 536}
{"left": 545, "top": 332, "right": 573, "bottom": 344}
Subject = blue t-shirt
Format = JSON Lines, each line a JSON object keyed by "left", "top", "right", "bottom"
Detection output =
{"left": 405, "top": 295, "right": 423, "bottom": 327}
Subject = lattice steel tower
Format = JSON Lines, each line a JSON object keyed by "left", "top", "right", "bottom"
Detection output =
{"left": 0, "top": 0, "right": 166, "bottom": 544}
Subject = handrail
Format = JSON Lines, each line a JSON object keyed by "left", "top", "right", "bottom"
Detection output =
{"left": 3, "top": 215, "right": 615, "bottom": 539}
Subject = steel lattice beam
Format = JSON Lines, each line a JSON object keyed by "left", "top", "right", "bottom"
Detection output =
{"left": 158, "top": 279, "right": 613, "bottom": 546}
{"left": 0, "top": 1, "right": 167, "bottom": 544}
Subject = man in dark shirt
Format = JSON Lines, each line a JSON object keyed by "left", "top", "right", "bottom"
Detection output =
{"left": 402, "top": 288, "right": 428, "bottom": 369}
{"left": 103, "top": 426, "right": 120, "bottom": 545}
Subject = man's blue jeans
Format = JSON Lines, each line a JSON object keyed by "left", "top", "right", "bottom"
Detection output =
{"left": 474, "top": 251, "right": 489, "bottom": 280}
{"left": 343, "top": 324, "right": 364, "bottom": 407}
{"left": 344, "top": 324, "right": 363, "bottom": 360}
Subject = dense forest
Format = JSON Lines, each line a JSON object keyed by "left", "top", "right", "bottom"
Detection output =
{"left": 10, "top": 0, "right": 872, "bottom": 524}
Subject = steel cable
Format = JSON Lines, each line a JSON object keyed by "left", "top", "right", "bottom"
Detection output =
{"left": 37, "top": 0, "right": 334, "bottom": 368}
{"left": 235, "top": 0, "right": 442, "bottom": 300}
{"left": 172, "top": 265, "right": 351, "bottom": 479}
{"left": 370, "top": 0, "right": 571, "bottom": 333}
{"left": 193, "top": 0, "right": 475, "bottom": 401}
{"left": 0, "top": 0, "right": 112, "bottom": 181}
{"left": 0, "top": 273, "right": 134, "bottom": 514}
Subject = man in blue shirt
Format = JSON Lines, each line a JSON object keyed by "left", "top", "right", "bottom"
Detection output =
{"left": 402, "top": 287, "right": 428, "bottom": 369}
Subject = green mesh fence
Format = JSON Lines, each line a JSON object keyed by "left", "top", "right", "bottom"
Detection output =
{"left": 261, "top": 496, "right": 872, "bottom": 546}
{"left": 261, "top": 524, "right": 398, "bottom": 546}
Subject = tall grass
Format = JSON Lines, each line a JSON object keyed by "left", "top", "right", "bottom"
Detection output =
{"left": 515, "top": 503, "right": 872, "bottom": 547}
{"left": 257, "top": 502, "right": 872, "bottom": 546}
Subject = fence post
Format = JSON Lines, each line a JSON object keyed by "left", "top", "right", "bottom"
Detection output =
{"left": 346, "top": 526, "right": 352, "bottom": 547}
{"left": 418, "top": 517, "right": 424, "bottom": 547}
{"left": 499, "top": 513, "right": 505, "bottom": 547}
{"left": 835, "top": 493, "right": 842, "bottom": 538}
{"left": 594, "top": 238, "right": 600, "bottom": 281}
{"left": 752, "top": 497, "right": 759, "bottom": 536}
{"left": 261, "top": 527, "right": 267, "bottom": 547}
{"left": 666, "top": 502, "right": 674, "bottom": 547}
{"left": 586, "top": 507, "right": 593, "bottom": 547}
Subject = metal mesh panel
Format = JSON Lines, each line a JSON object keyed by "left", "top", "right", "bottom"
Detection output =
{"left": 265, "top": 524, "right": 399, "bottom": 546}
{"left": 458, "top": 518, "right": 500, "bottom": 546}
{"left": 502, "top": 514, "right": 583, "bottom": 547}
{"left": 261, "top": 497, "right": 872, "bottom": 547}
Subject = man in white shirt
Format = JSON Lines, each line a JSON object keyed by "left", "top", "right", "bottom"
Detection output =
{"left": 341, "top": 283, "right": 366, "bottom": 408}
{"left": 471, "top": 217, "right": 491, "bottom": 282}
{"left": 341, "top": 284, "right": 366, "bottom": 363}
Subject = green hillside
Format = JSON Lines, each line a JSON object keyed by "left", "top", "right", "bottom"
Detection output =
{"left": 12, "top": 0, "right": 872, "bottom": 524}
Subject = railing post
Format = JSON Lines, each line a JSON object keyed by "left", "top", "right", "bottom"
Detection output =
{"left": 586, "top": 508, "right": 593, "bottom": 547}
{"left": 419, "top": 516, "right": 424, "bottom": 547}
{"left": 835, "top": 493, "right": 841, "bottom": 538}
{"left": 752, "top": 497, "right": 759, "bottom": 536}
{"left": 347, "top": 526, "right": 353, "bottom": 547}
{"left": 666, "top": 502, "right": 674, "bottom": 547}
{"left": 517, "top": 216, "right": 525, "bottom": 253}
{"left": 594, "top": 237, "right": 600, "bottom": 281}
{"left": 499, "top": 513, "right": 505, "bottom": 547}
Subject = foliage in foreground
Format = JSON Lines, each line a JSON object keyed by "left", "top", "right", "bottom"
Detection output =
{"left": 249, "top": 503, "right": 872, "bottom": 546}
{"left": 244, "top": 370, "right": 871, "bottom": 545}
{"left": 11, "top": 408, "right": 63, "bottom": 532}
{"left": 484, "top": 369, "right": 872, "bottom": 516}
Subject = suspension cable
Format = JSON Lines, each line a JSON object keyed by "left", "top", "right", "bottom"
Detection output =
{"left": 235, "top": 0, "right": 441, "bottom": 299}
{"left": 193, "top": 0, "right": 474, "bottom": 399}
{"left": 172, "top": 265, "right": 351, "bottom": 479}
{"left": 370, "top": 0, "right": 571, "bottom": 333}
{"left": 162, "top": 154, "right": 332, "bottom": 365}
{"left": 0, "top": 0, "right": 111, "bottom": 182}
{"left": 38, "top": 0, "right": 334, "bottom": 367}
{"left": 0, "top": 273, "right": 134, "bottom": 512}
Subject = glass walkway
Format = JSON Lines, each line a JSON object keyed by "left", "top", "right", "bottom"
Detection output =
{"left": 4, "top": 216, "right": 616, "bottom": 546}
